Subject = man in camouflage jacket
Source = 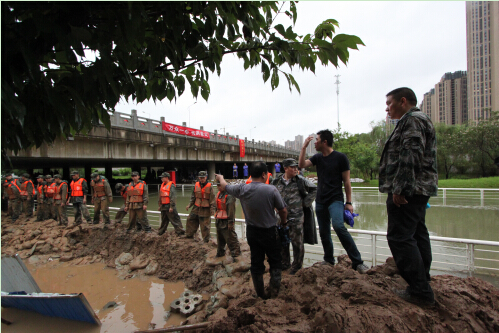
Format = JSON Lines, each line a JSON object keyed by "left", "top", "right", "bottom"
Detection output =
{"left": 379, "top": 87, "right": 438, "bottom": 306}
{"left": 273, "top": 158, "right": 317, "bottom": 275}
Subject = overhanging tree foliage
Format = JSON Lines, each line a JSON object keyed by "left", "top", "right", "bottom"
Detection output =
{"left": 1, "top": 1, "right": 364, "bottom": 167}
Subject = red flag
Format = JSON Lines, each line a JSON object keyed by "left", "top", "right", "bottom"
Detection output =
{"left": 239, "top": 139, "right": 245, "bottom": 158}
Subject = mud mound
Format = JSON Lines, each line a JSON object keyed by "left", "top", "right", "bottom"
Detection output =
{"left": 3, "top": 213, "right": 499, "bottom": 332}
{"left": 205, "top": 255, "right": 499, "bottom": 333}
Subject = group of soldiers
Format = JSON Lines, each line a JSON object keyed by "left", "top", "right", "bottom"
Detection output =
{"left": 2, "top": 171, "right": 113, "bottom": 227}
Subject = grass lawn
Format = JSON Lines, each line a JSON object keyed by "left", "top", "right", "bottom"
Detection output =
{"left": 305, "top": 173, "right": 499, "bottom": 189}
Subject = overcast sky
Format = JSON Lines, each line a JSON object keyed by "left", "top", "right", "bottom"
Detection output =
{"left": 115, "top": 1, "right": 467, "bottom": 146}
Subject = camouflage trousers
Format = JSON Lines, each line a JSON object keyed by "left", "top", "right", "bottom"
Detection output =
{"left": 159, "top": 207, "right": 185, "bottom": 235}
{"left": 10, "top": 199, "right": 21, "bottom": 222}
{"left": 114, "top": 204, "right": 127, "bottom": 223}
{"left": 93, "top": 197, "right": 110, "bottom": 224}
{"left": 36, "top": 201, "right": 47, "bottom": 221}
{"left": 7, "top": 199, "right": 13, "bottom": 216}
{"left": 216, "top": 219, "right": 241, "bottom": 257}
{"left": 186, "top": 213, "right": 212, "bottom": 242}
{"left": 22, "top": 198, "right": 34, "bottom": 217}
{"left": 282, "top": 222, "right": 305, "bottom": 271}
{"left": 55, "top": 203, "right": 68, "bottom": 226}
{"left": 73, "top": 202, "right": 91, "bottom": 225}
{"left": 127, "top": 208, "right": 151, "bottom": 231}
{"left": 45, "top": 198, "right": 56, "bottom": 219}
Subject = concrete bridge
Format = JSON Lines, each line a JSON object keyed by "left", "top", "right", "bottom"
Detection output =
{"left": 7, "top": 110, "right": 300, "bottom": 183}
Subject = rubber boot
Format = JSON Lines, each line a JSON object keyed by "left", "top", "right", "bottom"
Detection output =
{"left": 251, "top": 273, "right": 266, "bottom": 299}
{"left": 269, "top": 269, "right": 282, "bottom": 299}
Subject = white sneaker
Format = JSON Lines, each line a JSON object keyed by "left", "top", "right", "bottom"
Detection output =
{"left": 356, "top": 263, "right": 370, "bottom": 274}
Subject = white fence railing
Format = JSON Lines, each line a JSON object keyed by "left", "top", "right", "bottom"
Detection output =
{"left": 75, "top": 205, "right": 499, "bottom": 277}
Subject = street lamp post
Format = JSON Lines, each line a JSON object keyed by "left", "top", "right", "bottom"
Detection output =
{"left": 188, "top": 102, "right": 197, "bottom": 127}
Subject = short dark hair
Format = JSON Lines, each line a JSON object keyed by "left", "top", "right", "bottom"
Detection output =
{"left": 386, "top": 87, "right": 417, "bottom": 106}
{"left": 317, "top": 129, "right": 334, "bottom": 147}
{"left": 250, "top": 161, "right": 268, "bottom": 178}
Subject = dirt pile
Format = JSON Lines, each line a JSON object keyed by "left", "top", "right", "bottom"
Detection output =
{"left": 2, "top": 213, "right": 499, "bottom": 332}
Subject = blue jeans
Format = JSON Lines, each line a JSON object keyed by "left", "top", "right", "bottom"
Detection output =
{"left": 315, "top": 201, "right": 363, "bottom": 268}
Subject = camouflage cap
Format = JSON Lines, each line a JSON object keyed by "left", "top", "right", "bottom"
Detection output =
{"left": 131, "top": 171, "right": 140, "bottom": 176}
{"left": 115, "top": 183, "right": 123, "bottom": 192}
{"left": 37, "top": 175, "right": 44, "bottom": 179}
{"left": 160, "top": 172, "right": 170, "bottom": 178}
{"left": 22, "top": 173, "right": 30, "bottom": 178}
{"left": 53, "top": 174, "right": 62, "bottom": 179}
{"left": 282, "top": 158, "right": 298, "bottom": 168}
{"left": 45, "top": 174, "right": 53, "bottom": 179}
{"left": 198, "top": 171, "right": 208, "bottom": 177}
{"left": 70, "top": 170, "right": 80, "bottom": 176}
{"left": 91, "top": 173, "right": 99, "bottom": 179}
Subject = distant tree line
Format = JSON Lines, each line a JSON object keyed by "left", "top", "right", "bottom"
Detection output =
{"left": 329, "top": 112, "right": 499, "bottom": 181}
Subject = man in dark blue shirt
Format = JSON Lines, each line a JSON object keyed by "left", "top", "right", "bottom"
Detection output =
{"left": 299, "top": 130, "right": 369, "bottom": 274}
{"left": 243, "top": 163, "right": 249, "bottom": 178}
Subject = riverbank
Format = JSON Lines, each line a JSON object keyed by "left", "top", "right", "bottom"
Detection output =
{"left": 316, "top": 176, "right": 499, "bottom": 189}
{"left": 2, "top": 214, "right": 499, "bottom": 332}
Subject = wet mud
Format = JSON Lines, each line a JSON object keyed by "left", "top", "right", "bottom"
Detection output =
{"left": 2, "top": 213, "right": 499, "bottom": 332}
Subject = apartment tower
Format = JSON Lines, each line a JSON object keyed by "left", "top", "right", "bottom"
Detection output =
{"left": 466, "top": 1, "right": 499, "bottom": 121}
{"left": 419, "top": 71, "right": 468, "bottom": 125}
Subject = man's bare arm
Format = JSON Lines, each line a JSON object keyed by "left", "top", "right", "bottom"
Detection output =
{"left": 299, "top": 136, "right": 314, "bottom": 168}
{"left": 342, "top": 170, "right": 354, "bottom": 213}
{"left": 215, "top": 174, "right": 227, "bottom": 192}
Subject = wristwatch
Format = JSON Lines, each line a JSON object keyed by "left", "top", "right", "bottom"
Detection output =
{"left": 345, "top": 202, "right": 353, "bottom": 205}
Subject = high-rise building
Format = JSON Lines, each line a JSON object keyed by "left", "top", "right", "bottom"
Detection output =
{"left": 420, "top": 71, "right": 468, "bottom": 125}
{"left": 466, "top": 1, "right": 499, "bottom": 121}
{"left": 294, "top": 135, "right": 303, "bottom": 152}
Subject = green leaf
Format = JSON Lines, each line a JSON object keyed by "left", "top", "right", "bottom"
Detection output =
{"left": 261, "top": 61, "right": 270, "bottom": 82}
{"left": 271, "top": 68, "right": 279, "bottom": 90}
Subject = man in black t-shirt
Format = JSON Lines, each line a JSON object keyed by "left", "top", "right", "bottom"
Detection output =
{"left": 299, "top": 130, "right": 369, "bottom": 274}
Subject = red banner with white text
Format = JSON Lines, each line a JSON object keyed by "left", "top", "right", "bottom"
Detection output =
{"left": 239, "top": 139, "right": 245, "bottom": 158}
{"left": 162, "top": 122, "right": 211, "bottom": 139}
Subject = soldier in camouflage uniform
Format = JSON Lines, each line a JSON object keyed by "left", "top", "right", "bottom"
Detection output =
{"left": 380, "top": 87, "right": 438, "bottom": 306}
{"left": 215, "top": 184, "right": 241, "bottom": 258}
{"left": 185, "top": 171, "right": 216, "bottom": 242}
{"left": 114, "top": 183, "right": 128, "bottom": 224}
{"left": 272, "top": 158, "right": 317, "bottom": 275}
{"left": 53, "top": 175, "right": 69, "bottom": 226}
{"left": 2, "top": 173, "right": 14, "bottom": 217}
{"left": 35, "top": 175, "right": 46, "bottom": 221}
{"left": 125, "top": 171, "right": 151, "bottom": 232}
{"left": 68, "top": 171, "right": 92, "bottom": 225}
{"left": 90, "top": 173, "right": 113, "bottom": 225}
{"left": 157, "top": 172, "right": 185, "bottom": 235}
{"left": 44, "top": 175, "right": 57, "bottom": 220}
{"left": 3, "top": 174, "right": 22, "bottom": 223}
{"left": 20, "top": 173, "right": 35, "bottom": 219}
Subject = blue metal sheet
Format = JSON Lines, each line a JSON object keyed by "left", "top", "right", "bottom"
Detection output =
{"left": 1, "top": 293, "right": 101, "bottom": 325}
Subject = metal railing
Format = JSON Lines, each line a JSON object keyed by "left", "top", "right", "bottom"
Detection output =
{"left": 75, "top": 205, "right": 498, "bottom": 277}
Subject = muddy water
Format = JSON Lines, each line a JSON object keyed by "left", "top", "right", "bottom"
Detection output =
{"left": 2, "top": 262, "right": 189, "bottom": 333}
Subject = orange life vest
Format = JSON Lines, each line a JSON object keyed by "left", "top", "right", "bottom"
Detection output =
{"left": 70, "top": 178, "right": 85, "bottom": 197}
{"left": 121, "top": 186, "right": 128, "bottom": 200}
{"left": 45, "top": 182, "right": 56, "bottom": 198}
{"left": 160, "top": 181, "right": 173, "bottom": 205}
{"left": 54, "top": 182, "right": 68, "bottom": 200}
{"left": 215, "top": 192, "right": 228, "bottom": 219}
{"left": 245, "top": 175, "right": 270, "bottom": 185}
{"left": 20, "top": 180, "right": 35, "bottom": 197}
{"left": 128, "top": 181, "right": 144, "bottom": 203}
{"left": 194, "top": 182, "right": 212, "bottom": 207}
{"left": 92, "top": 179, "right": 107, "bottom": 197}
{"left": 7, "top": 179, "right": 21, "bottom": 199}
{"left": 37, "top": 183, "right": 45, "bottom": 199}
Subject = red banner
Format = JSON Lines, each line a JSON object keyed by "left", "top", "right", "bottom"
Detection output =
{"left": 162, "top": 122, "right": 211, "bottom": 140}
{"left": 239, "top": 139, "right": 245, "bottom": 158}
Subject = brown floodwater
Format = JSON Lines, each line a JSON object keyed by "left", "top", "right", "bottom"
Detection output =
{"left": 1, "top": 262, "right": 192, "bottom": 333}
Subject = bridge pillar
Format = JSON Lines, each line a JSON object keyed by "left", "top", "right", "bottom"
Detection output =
{"left": 208, "top": 162, "right": 216, "bottom": 181}
{"left": 105, "top": 164, "right": 112, "bottom": 181}
{"left": 62, "top": 166, "right": 70, "bottom": 182}
{"left": 84, "top": 165, "right": 92, "bottom": 183}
